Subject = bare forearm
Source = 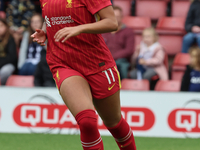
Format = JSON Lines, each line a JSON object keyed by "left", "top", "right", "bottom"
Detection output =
{"left": 42, "top": 22, "right": 46, "bottom": 33}
{"left": 79, "top": 18, "right": 118, "bottom": 34}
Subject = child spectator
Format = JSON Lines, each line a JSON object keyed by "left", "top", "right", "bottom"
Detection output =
{"left": 129, "top": 27, "right": 168, "bottom": 81}
{"left": 34, "top": 49, "right": 56, "bottom": 87}
{"left": 181, "top": 46, "right": 200, "bottom": 92}
{"left": 0, "top": 18, "right": 17, "bottom": 85}
{"left": 102, "top": 6, "right": 135, "bottom": 79}
{"left": 182, "top": 0, "right": 200, "bottom": 53}
{"left": 6, "top": 0, "right": 35, "bottom": 47}
{"left": 18, "top": 13, "right": 43, "bottom": 75}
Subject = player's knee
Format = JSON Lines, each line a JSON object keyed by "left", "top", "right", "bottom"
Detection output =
{"left": 75, "top": 109, "right": 98, "bottom": 132}
{"left": 103, "top": 115, "right": 121, "bottom": 128}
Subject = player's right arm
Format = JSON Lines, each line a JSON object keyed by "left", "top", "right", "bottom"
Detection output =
{"left": 31, "top": 22, "right": 47, "bottom": 46}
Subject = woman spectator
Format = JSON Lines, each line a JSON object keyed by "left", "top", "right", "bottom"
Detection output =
{"left": 182, "top": 0, "right": 200, "bottom": 53}
{"left": 129, "top": 27, "right": 168, "bottom": 81}
{"left": 18, "top": 13, "right": 43, "bottom": 75}
{"left": 0, "top": 18, "right": 17, "bottom": 85}
{"left": 181, "top": 46, "right": 200, "bottom": 92}
{"left": 6, "top": 0, "right": 35, "bottom": 48}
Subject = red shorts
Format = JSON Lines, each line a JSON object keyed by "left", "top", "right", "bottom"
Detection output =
{"left": 52, "top": 66, "right": 121, "bottom": 99}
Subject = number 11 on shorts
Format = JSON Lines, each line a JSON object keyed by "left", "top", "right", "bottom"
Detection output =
{"left": 102, "top": 68, "right": 115, "bottom": 84}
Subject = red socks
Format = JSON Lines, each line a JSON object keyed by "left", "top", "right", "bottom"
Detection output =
{"left": 75, "top": 110, "right": 136, "bottom": 150}
{"left": 75, "top": 109, "right": 104, "bottom": 150}
{"left": 106, "top": 117, "right": 137, "bottom": 150}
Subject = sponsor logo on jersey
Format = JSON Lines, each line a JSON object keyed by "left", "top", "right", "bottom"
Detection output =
{"left": 45, "top": 15, "right": 74, "bottom": 27}
{"left": 45, "top": 16, "right": 51, "bottom": 27}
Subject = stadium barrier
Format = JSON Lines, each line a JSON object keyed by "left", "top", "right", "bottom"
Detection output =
{"left": 0, "top": 87, "right": 200, "bottom": 138}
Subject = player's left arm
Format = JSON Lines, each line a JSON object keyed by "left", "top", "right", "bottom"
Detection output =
{"left": 54, "top": 6, "right": 118, "bottom": 43}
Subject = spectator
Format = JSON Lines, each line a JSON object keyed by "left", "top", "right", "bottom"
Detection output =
{"left": 0, "top": 0, "right": 4, "bottom": 11}
{"left": 181, "top": 46, "right": 200, "bottom": 92}
{"left": 182, "top": 0, "right": 200, "bottom": 53}
{"left": 129, "top": 27, "right": 168, "bottom": 81}
{"left": 0, "top": 18, "right": 17, "bottom": 85}
{"left": 0, "top": 11, "right": 6, "bottom": 19}
{"left": 6, "top": 0, "right": 35, "bottom": 47}
{"left": 18, "top": 13, "right": 43, "bottom": 75}
{"left": 102, "top": 6, "right": 134, "bottom": 79}
{"left": 34, "top": 48, "right": 56, "bottom": 87}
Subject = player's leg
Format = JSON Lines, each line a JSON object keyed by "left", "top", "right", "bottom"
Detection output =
{"left": 87, "top": 66, "right": 136, "bottom": 150}
{"left": 57, "top": 72, "right": 104, "bottom": 150}
{"left": 93, "top": 91, "right": 136, "bottom": 150}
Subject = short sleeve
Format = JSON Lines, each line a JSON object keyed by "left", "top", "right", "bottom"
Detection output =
{"left": 82, "top": 0, "right": 112, "bottom": 15}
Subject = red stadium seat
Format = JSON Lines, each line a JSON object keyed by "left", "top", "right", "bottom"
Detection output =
{"left": 134, "top": 34, "right": 142, "bottom": 47}
{"left": 171, "top": 0, "right": 190, "bottom": 17}
{"left": 122, "top": 17, "right": 151, "bottom": 50}
{"left": 155, "top": 80, "right": 181, "bottom": 92}
{"left": 114, "top": 0, "right": 132, "bottom": 16}
{"left": 6, "top": 75, "right": 34, "bottom": 87}
{"left": 136, "top": 0, "right": 167, "bottom": 20}
{"left": 156, "top": 17, "right": 186, "bottom": 55}
{"left": 171, "top": 53, "right": 190, "bottom": 80}
{"left": 158, "top": 35, "right": 183, "bottom": 55}
{"left": 122, "top": 16, "right": 151, "bottom": 33}
{"left": 156, "top": 17, "right": 186, "bottom": 34}
{"left": 121, "top": 79, "right": 150, "bottom": 91}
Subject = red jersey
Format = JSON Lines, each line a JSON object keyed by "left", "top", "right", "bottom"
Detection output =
{"left": 40, "top": 0, "right": 116, "bottom": 76}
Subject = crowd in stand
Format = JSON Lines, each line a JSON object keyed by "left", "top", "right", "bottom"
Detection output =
{"left": 0, "top": 0, "right": 200, "bottom": 92}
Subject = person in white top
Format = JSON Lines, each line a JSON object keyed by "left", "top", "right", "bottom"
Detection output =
{"left": 129, "top": 27, "right": 168, "bottom": 81}
{"left": 18, "top": 13, "right": 44, "bottom": 75}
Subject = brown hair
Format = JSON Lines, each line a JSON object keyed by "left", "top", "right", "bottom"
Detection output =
{"left": 28, "top": 13, "right": 43, "bottom": 43}
{"left": 189, "top": 46, "right": 200, "bottom": 68}
{"left": 142, "top": 27, "right": 159, "bottom": 42}
{"left": 113, "top": 6, "right": 123, "bottom": 12}
{"left": 0, "top": 18, "right": 11, "bottom": 53}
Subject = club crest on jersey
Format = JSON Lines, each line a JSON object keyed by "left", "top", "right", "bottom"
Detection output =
{"left": 66, "top": 0, "right": 72, "bottom": 8}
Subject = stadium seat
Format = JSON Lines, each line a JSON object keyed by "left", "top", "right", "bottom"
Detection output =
{"left": 155, "top": 80, "right": 181, "bottom": 92}
{"left": 171, "top": 0, "right": 190, "bottom": 17}
{"left": 121, "top": 79, "right": 150, "bottom": 91}
{"left": 156, "top": 17, "right": 186, "bottom": 55}
{"left": 134, "top": 34, "right": 142, "bottom": 47}
{"left": 171, "top": 53, "right": 190, "bottom": 80}
{"left": 6, "top": 75, "right": 34, "bottom": 87}
{"left": 122, "top": 16, "right": 151, "bottom": 34}
{"left": 136, "top": 0, "right": 167, "bottom": 20}
{"left": 122, "top": 16, "right": 151, "bottom": 49}
{"left": 113, "top": 0, "right": 132, "bottom": 16}
{"left": 0, "top": 11, "right": 6, "bottom": 19}
{"left": 158, "top": 35, "right": 183, "bottom": 55}
{"left": 156, "top": 17, "right": 186, "bottom": 34}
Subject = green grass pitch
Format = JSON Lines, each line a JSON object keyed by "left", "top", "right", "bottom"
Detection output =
{"left": 0, "top": 133, "right": 199, "bottom": 150}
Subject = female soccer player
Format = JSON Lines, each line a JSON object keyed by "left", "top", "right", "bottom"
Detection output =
{"left": 31, "top": 0, "right": 136, "bottom": 150}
